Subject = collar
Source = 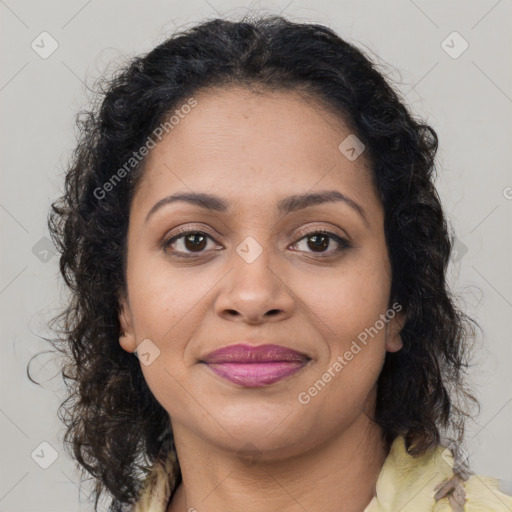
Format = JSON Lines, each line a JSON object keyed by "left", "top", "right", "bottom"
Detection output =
{"left": 131, "top": 435, "right": 512, "bottom": 511}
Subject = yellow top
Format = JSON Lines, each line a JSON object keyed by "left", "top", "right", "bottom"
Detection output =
{"left": 131, "top": 435, "right": 512, "bottom": 511}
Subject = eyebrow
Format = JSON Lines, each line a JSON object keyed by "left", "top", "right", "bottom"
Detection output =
{"left": 144, "top": 190, "right": 368, "bottom": 225}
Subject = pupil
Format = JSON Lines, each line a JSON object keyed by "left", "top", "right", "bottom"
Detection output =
{"left": 308, "top": 234, "right": 329, "bottom": 252}
{"left": 185, "top": 233, "right": 206, "bottom": 251}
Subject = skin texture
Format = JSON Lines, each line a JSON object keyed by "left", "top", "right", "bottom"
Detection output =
{"left": 118, "top": 85, "right": 405, "bottom": 512}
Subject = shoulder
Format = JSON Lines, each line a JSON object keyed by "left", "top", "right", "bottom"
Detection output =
{"left": 457, "top": 474, "right": 512, "bottom": 511}
{"left": 365, "top": 435, "right": 512, "bottom": 512}
{"left": 130, "top": 450, "right": 178, "bottom": 512}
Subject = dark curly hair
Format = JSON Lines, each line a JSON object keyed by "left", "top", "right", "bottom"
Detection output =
{"left": 39, "top": 13, "right": 479, "bottom": 511}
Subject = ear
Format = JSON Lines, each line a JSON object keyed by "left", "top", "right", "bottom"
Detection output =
{"left": 118, "top": 295, "right": 137, "bottom": 353}
{"left": 385, "top": 307, "right": 406, "bottom": 353}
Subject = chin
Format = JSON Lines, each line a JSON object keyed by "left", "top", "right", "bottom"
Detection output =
{"left": 205, "top": 406, "right": 315, "bottom": 456}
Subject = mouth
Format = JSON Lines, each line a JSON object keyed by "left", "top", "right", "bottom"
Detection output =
{"left": 200, "top": 343, "right": 311, "bottom": 387}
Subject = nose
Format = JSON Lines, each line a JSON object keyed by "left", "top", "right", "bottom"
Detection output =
{"left": 214, "top": 246, "right": 295, "bottom": 325}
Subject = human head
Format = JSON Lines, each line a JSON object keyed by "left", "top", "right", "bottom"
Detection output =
{"left": 47, "top": 14, "right": 476, "bottom": 509}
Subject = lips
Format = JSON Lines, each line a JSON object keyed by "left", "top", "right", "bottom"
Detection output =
{"left": 200, "top": 343, "right": 310, "bottom": 387}
{"left": 201, "top": 343, "right": 309, "bottom": 364}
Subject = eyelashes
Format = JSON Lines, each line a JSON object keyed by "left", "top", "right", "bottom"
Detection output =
{"left": 162, "top": 227, "right": 351, "bottom": 259}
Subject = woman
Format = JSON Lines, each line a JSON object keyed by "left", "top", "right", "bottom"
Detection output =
{"left": 47, "top": 14, "right": 512, "bottom": 512}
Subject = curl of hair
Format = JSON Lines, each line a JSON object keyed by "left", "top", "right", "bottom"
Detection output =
{"left": 43, "top": 14, "right": 479, "bottom": 510}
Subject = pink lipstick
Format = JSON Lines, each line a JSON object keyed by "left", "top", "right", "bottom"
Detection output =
{"left": 200, "top": 343, "right": 310, "bottom": 387}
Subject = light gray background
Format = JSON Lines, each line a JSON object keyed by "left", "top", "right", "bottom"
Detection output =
{"left": 1, "top": 0, "right": 511, "bottom": 510}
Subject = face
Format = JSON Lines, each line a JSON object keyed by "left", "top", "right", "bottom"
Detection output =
{"left": 118, "top": 85, "right": 404, "bottom": 459}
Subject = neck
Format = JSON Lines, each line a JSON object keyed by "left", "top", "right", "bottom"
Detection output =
{"left": 167, "top": 414, "right": 389, "bottom": 512}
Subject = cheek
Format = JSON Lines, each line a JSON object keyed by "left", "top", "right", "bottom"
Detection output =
{"left": 127, "top": 251, "right": 205, "bottom": 340}
{"left": 300, "top": 254, "right": 391, "bottom": 340}
{"left": 307, "top": 267, "right": 390, "bottom": 417}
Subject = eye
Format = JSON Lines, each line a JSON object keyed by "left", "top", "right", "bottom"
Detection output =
{"left": 162, "top": 229, "right": 220, "bottom": 257}
{"left": 162, "top": 228, "right": 351, "bottom": 259}
{"left": 290, "top": 229, "right": 350, "bottom": 256}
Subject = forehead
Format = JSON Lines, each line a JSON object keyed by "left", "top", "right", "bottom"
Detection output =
{"left": 132, "top": 85, "right": 378, "bottom": 215}
{"left": 151, "top": 85, "right": 356, "bottom": 164}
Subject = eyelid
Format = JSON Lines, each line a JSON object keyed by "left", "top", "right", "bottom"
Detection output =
{"left": 163, "top": 223, "right": 349, "bottom": 244}
{"left": 163, "top": 224, "right": 221, "bottom": 242}
{"left": 292, "top": 224, "right": 350, "bottom": 243}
